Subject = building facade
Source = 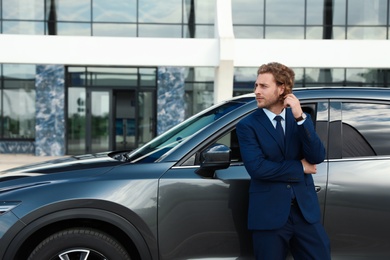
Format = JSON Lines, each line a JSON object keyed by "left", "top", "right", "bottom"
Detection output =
{"left": 0, "top": 0, "right": 390, "bottom": 156}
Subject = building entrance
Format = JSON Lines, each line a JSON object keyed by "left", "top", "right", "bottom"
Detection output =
{"left": 66, "top": 67, "right": 157, "bottom": 155}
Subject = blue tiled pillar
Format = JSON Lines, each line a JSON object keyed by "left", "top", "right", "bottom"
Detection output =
{"left": 35, "top": 65, "right": 65, "bottom": 156}
{"left": 157, "top": 67, "right": 186, "bottom": 135}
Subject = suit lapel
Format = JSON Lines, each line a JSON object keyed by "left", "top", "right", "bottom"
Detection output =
{"left": 254, "top": 109, "right": 285, "bottom": 154}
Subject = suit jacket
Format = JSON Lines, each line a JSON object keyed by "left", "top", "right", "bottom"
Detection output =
{"left": 236, "top": 107, "right": 325, "bottom": 230}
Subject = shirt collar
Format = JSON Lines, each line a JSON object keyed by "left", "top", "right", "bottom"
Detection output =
{"left": 263, "top": 108, "right": 286, "bottom": 122}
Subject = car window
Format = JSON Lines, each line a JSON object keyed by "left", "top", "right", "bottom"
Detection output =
{"left": 341, "top": 102, "right": 390, "bottom": 157}
{"left": 184, "top": 102, "right": 327, "bottom": 166}
{"left": 127, "top": 101, "right": 249, "bottom": 163}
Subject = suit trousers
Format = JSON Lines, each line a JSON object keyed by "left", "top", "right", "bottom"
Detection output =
{"left": 252, "top": 203, "right": 331, "bottom": 260}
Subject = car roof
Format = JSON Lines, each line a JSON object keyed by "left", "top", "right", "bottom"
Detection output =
{"left": 230, "top": 87, "right": 390, "bottom": 103}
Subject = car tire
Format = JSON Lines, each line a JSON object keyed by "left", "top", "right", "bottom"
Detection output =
{"left": 27, "top": 228, "right": 131, "bottom": 260}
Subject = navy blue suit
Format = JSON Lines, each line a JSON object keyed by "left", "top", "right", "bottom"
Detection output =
{"left": 236, "top": 107, "right": 330, "bottom": 259}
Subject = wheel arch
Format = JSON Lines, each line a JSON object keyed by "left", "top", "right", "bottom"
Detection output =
{"left": 3, "top": 200, "right": 156, "bottom": 260}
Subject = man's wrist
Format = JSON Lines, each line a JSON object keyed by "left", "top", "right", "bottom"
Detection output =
{"left": 295, "top": 112, "right": 307, "bottom": 122}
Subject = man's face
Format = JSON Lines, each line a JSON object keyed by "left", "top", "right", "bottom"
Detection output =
{"left": 254, "top": 73, "right": 284, "bottom": 109}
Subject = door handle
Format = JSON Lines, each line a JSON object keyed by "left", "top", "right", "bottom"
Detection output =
{"left": 315, "top": 186, "right": 321, "bottom": 192}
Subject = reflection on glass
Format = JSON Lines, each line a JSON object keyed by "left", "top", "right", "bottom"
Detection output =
{"left": 115, "top": 91, "right": 135, "bottom": 150}
{"left": 304, "top": 68, "right": 345, "bottom": 84}
{"left": 138, "top": 24, "right": 182, "bottom": 38}
{"left": 3, "top": 0, "right": 44, "bottom": 19}
{"left": 91, "top": 91, "right": 110, "bottom": 153}
{"left": 56, "top": 0, "right": 91, "bottom": 21}
{"left": 93, "top": 0, "right": 136, "bottom": 22}
{"left": 347, "top": 27, "right": 386, "bottom": 40}
{"left": 188, "top": 0, "right": 216, "bottom": 24}
{"left": 57, "top": 22, "right": 91, "bottom": 36}
{"left": 127, "top": 100, "right": 247, "bottom": 163}
{"left": 306, "top": 0, "right": 346, "bottom": 26}
{"left": 67, "top": 87, "right": 86, "bottom": 155}
{"left": 183, "top": 25, "right": 214, "bottom": 38}
{"left": 139, "top": 0, "right": 181, "bottom": 23}
{"left": 265, "top": 26, "right": 304, "bottom": 39}
{"left": 140, "top": 68, "right": 157, "bottom": 86}
{"left": 3, "top": 64, "right": 36, "bottom": 79}
{"left": 346, "top": 69, "right": 386, "bottom": 85}
{"left": 233, "top": 25, "right": 263, "bottom": 39}
{"left": 342, "top": 102, "right": 390, "bottom": 156}
{"left": 87, "top": 67, "right": 138, "bottom": 86}
{"left": 266, "top": 0, "right": 305, "bottom": 25}
{"left": 138, "top": 91, "right": 155, "bottom": 147}
{"left": 232, "top": 0, "right": 263, "bottom": 25}
{"left": 2, "top": 89, "right": 35, "bottom": 138}
{"left": 348, "top": 0, "right": 387, "bottom": 25}
{"left": 3, "top": 21, "right": 44, "bottom": 35}
{"left": 93, "top": 24, "right": 136, "bottom": 37}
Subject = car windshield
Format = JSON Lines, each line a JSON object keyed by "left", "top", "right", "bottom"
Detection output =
{"left": 126, "top": 100, "right": 249, "bottom": 163}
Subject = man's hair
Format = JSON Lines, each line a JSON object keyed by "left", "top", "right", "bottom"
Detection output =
{"left": 257, "top": 62, "right": 295, "bottom": 94}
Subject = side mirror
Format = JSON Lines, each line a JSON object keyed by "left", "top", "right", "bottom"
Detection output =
{"left": 195, "top": 144, "right": 231, "bottom": 178}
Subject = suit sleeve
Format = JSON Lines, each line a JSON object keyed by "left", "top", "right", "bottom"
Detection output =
{"left": 236, "top": 118, "right": 304, "bottom": 183}
{"left": 298, "top": 113, "right": 326, "bottom": 164}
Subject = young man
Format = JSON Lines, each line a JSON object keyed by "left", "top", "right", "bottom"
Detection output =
{"left": 236, "top": 62, "right": 330, "bottom": 259}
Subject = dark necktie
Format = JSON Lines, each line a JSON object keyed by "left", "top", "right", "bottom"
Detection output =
{"left": 274, "top": 115, "right": 285, "bottom": 148}
{"left": 275, "top": 115, "right": 295, "bottom": 199}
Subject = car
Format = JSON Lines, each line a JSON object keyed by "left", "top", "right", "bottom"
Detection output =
{"left": 1, "top": 87, "right": 390, "bottom": 259}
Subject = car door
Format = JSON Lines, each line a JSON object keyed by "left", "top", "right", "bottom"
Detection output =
{"left": 324, "top": 100, "right": 390, "bottom": 259}
{"left": 158, "top": 127, "right": 253, "bottom": 259}
{"left": 157, "top": 101, "right": 328, "bottom": 259}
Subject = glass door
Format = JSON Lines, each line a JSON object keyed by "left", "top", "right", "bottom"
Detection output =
{"left": 87, "top": 89, "right": 112, "bottom": 153}
{"left": 114, "top": 90, "right": 136, "bottom": 151}
{"left": 138, "top": 90, "right": 155, "bottom": 147}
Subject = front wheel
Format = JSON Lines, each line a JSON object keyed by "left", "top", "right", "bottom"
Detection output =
{"left": 28, "top": 228, "right": 131, "bottom": 260}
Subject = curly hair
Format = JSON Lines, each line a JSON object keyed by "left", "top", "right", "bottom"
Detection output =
{"left": 257, "top": 62, "right": 295, "bottom": 94}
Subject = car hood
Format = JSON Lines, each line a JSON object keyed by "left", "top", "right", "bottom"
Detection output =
{"left": 0, "top": 152, "right": 124, "bottom": 176}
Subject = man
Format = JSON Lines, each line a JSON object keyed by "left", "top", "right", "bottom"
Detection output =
{"left": 236, "top": 62, "right": 330, "bottom": 259}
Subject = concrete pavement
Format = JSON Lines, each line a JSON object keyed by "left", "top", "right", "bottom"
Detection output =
{"left": 0, "top": 154, "right": 68, "bottom": 172}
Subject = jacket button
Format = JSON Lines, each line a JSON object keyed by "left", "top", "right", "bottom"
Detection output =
{"left": 287, "top": 185, "right": 291, "bottom": 189}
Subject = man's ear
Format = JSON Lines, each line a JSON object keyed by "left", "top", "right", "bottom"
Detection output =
{"left": 279, "top": 84, "right": 286, "bottom": 96}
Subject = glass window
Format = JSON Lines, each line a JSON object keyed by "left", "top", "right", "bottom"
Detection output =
{"left": 183, "top": 25, "right": 214, "bottom": 38}
{"left": 232, "top": 0, "right": 264, "bottom": 25}
{"left": 93, "top": 23, "right": 136, "bottom": 37}
{"left": 186, "top": 0, "right": 216, "bottom": 24}
{"left": 139, "top": 68, "right": 157, "bottom": 87}
{"left": 347, "top": 27, "right": 387, "bottom": 40}
{"left": 234, "top": 25, "right": 263, "bottom": 39}
{"left": 57, "top": 22, "right": 91, "bottom": 36}
{"left": 3, "top": 21, "right": 44, "bottom": 35}
{"left": 139, "top": 0, "right": 182, "bottom": 23}
{"left": 348, "top": 0, "right": 387, "bottom": 26}
{"left": 266, "top": 0, "right": 305, "bottom": 25}
{"left": 56, "top": 0, "right": 91, "bottom": 22}
{"left": 138, "top": 24, "right": 182, "bottom": 38}
{"left": 342, "top": 102, "right": 390, "bottom": 157}
{"left": 3, "top": 0, "right": 44, "bottom": 20}
{"left": 305, "top": 68, "right": 345, "bottom": 84}
{"left": 3, "top": 64, "right": 35, "bottom": 79}
{"left": 67, "top": 87, "right": 86, "bottom": 155}
{"left": 1, "top": 64, "right": 35, "bottom": 139}
{"left": 306, "top": 0, "right": 346, "bottom": 26}
{"left": 93, "top": 0, "right": 136, "bottom": 22}
{"left": 265, "top": 26, "right": 304, "bottom": 39}
{"left": 87, "top": 67, "right": 138, "bottom": 87}
{"left": 346, "top": 69, "right": 386, "bottom": 86}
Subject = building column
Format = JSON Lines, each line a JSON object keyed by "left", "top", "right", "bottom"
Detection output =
{"left": 214, "top": 0, "right": 235, "bottom": 104}
{"left": 157, "top": 67, "right": 186, "bottom": 135}
{"left": 35, "top": 65, "right": 65, "bottom": 156}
